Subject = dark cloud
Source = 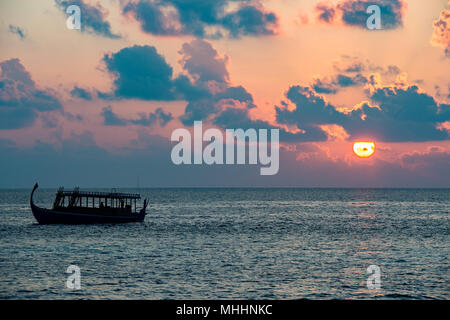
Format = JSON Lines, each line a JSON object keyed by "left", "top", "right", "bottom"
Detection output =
{"left": 41, "top": 112, "right": 59, "bottom": 129}
{"left": 333, "top": 55, "right": 370, "bottom": 73}
{"left": 99, "top": 40, "right": 447, "bottom": 143}
{"left": 339, "top": 0, "right": 405, "bottom": 29}
{"left": 103, "top": 45, "right": 181, "bottom": 100}
{"left": 213, "top": 106, "right": 327, "bottom": 143}
{"left": 122, "top": 0, "right": 183, "bottom": 36}
{"left": 131, "top": 108, "right": 173, "bottom": 126}
{"left": 64, "top": 112, "right": 83, "bottom": 121}
{"left": 172, "top": 74, "right": 211, "bottom": 101}
{"left": 96, "top": 38, "right": 447, "bottom": 144}
{"left": 431, "top": 8, "right": 450, "bottom": 58}
{"left": 8, "top": 25, "right": 26, "bottom": 40}
{"left": 336, "top": 74, "right": 367, "bottom": 87}
{"left": 310, "top": 57, "right": 404, "bottom": 95}
{"left": 221, "top": 2, "right": 278, "bottom": 38}
{"left": 70, "top": 86, "right": 92, "bottom": 100}
{"left": 55, "top": 0, "right": 120, "bottom": 39}
{"left": 180, "top": 99, "right": 217, "bottom": 125}
{"left": 315, "top": 2, "right": 336, "bottom": 23}
{"left": 341, "top": 86, "right": 450, "bottom": 142}
{"left": 101, "top": 106, "right": 173, "bottom": 127}
{"left": 122, "top": 0, "right": 278, "bottom": 38}
{"left": 100, "top": 41, "right": 236, "bottom": 124}
{"left": 216, "top": 86, "right": 254, "bottom": 105}
{"left": 0, "top": 59, "right": 62, "bottom": 129}
{"left": 311, "top": 73, "right": 367, "bottom": 94}
{"left": 311, "top": 77, "right": 338, "bottom": 94}
{"left": 100, "top": 40, "right": 257, "bottom": 127}
{"left": 276, "top": 83, "right": 450, "bottom": 142}
{"left": 385, "top": 65, "right": 401, "bottom": 76}
{"left": 0, "top": 107, "right": 37, "bottom": 129}
{"left": 101, "top": 106, "right": 127, "bottom": 126}
{"left": 314, "top": 0, "right": 407, "bottom": 29}
{"left": 276, "top": 86, "right": 345, "bottom": 128}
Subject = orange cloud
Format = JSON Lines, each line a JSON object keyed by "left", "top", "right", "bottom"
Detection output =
{"left": 431, "top": 7, "right": 450, "bottom": 57}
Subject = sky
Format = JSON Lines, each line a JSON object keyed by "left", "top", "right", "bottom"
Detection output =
{"left": 0, "top": 0, "right": 449, "bottom": 188}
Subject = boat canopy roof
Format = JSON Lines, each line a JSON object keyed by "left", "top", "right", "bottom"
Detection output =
{"left": 57, "top": 189, "right": 141, "bottom": 200}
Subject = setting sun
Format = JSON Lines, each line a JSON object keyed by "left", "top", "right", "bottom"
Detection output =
{"left": 353, "top": 142, "right": 375, "bottom": 158}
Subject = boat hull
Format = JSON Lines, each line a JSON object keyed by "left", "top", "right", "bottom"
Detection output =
{"left": 30, "top": 183, "right": 147, "bottom": 224}
{"left": 31, "top": 205, "right": 146, "bottom": 224}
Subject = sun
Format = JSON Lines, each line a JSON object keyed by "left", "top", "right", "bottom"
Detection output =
{"left": 353, "top": 142, "right": 375, "bottom": 158}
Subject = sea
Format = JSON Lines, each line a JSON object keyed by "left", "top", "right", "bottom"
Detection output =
{"left": 0, "top": 188, "right": 448, "bottom": 299}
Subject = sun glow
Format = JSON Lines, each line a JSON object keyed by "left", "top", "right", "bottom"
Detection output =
{"left": 353, "top": 142, "right": 375, "bottom": 158}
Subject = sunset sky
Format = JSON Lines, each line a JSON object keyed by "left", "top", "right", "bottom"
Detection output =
{"left": 0, "top": 0, "right": 449, "bottom": 187}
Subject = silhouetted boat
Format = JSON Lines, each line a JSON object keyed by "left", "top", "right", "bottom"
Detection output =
{"left": 30, "top": 183, "right": 148, "bottom": 224}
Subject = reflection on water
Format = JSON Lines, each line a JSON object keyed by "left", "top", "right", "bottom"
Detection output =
{"left": 0, "top": 188, "right": 448, "bottom": 299}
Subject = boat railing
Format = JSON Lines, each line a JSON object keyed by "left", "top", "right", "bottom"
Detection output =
{"left": 57, "top": 190, "right": 141, "bottom": 199}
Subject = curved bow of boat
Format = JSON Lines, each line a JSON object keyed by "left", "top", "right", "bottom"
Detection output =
{"left": 30, "top": 182, "right": 47, "bottom": 224}
{"left": 30, "top": 183, "right": 39, "bottom": 209}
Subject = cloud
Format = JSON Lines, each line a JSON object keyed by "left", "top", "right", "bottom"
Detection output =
{"left": 8, "top": 25, "right": 26, "bottom": 40}
{"left": 175, "top": 41, "right": 325, "bottom": 142}
{"left": 400, "top": 147, "right": 450, "bottom": 182}
{"left": 308, "top": 56, "right": 417, "bottom": 99}
{"left": 55, "top": 0, "right": 120, "bottom": 39}
{"left": 0, "top": 131, "right": 177, "bottom": 188}
{"left": 0, "top": 59, "right": 62, "bottom": 129}
{"left": 2, "top": 133, "right": 449, "bottom": 188}
{"left": 179, "top": 39, "right": 229, "bottom": 84}
{"left": 70, "top": 86, "right": 92, "bottom": 100}
{"left": 122, "top": 0, "right": 278, "bottom": 38}
{"left": 332, "top": 55, "right": 366, "bottom": 73}
{"left": 98, "top": 39, "right": 306, "bottom": 142}
{"left": 131, "top": 107, "right": 173, "bottom": 126}
{"left": 176, "top": 39, "right": 255, "bottom": 125}
{"left": 276, "top": 86, "right": 345, "bottom": 139}
{"left": 101, "top": 106, "right": 127, "bottom": 126}
{"left": 99, "top": 40, "right": 251, "bottom": 125}
{"left": 175, "top": 41, "right": 447, "bottom": 143}
{"left": 102, "top": 45, "right": 182, "bottom": 100}
{"left": 122, "top": 0, "right": 183, "bottom": 36}
{"left": 92, "top": 37, "right": 449, "bottom": 144}
{"left": 221, "top": 2, "right": 278, "bottom": 38}
{"left": 402, "top": 146, "right": 450, "bottom": 169}
{"left": 311, "top": 73, "right": 367, "bottom": 94}
{"left": 276, "top": 83, "right": 450, "bottom": 142}
{"left": 314, "top": 0, "right": 407, "bottom": 29}
{"left": 279, "top": 144, "right": 450, "bottom": 188}
{"left": 431, "top": 8, "right": 450, "bottom": 57}
{"left": 96, "top": 39, "right": 448, "bottom": 144}
{"left": 101, "top": 106, "right": 173, "bottom": 127}
{"left": 212, "top": 105, "right": 328, "bottom": 142}
{"left": 315, "top": 2, "right": 336, "bottom": 23}
{"left": 311, "top": 77, "right": 338, "bottom": 94}
{"left": 343, "top": 85, "right": 450, "bottom": 141}
{"left": 309, "top": 56, "right": 401, "bottom": 95}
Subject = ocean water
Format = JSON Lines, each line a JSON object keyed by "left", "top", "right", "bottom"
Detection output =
{"left": 0, "top": 188, "right": 448, "bottom": 300}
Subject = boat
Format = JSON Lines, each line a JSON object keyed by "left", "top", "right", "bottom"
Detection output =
{"left": 30, "top": 183, "right": 148, "bottom": 224}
